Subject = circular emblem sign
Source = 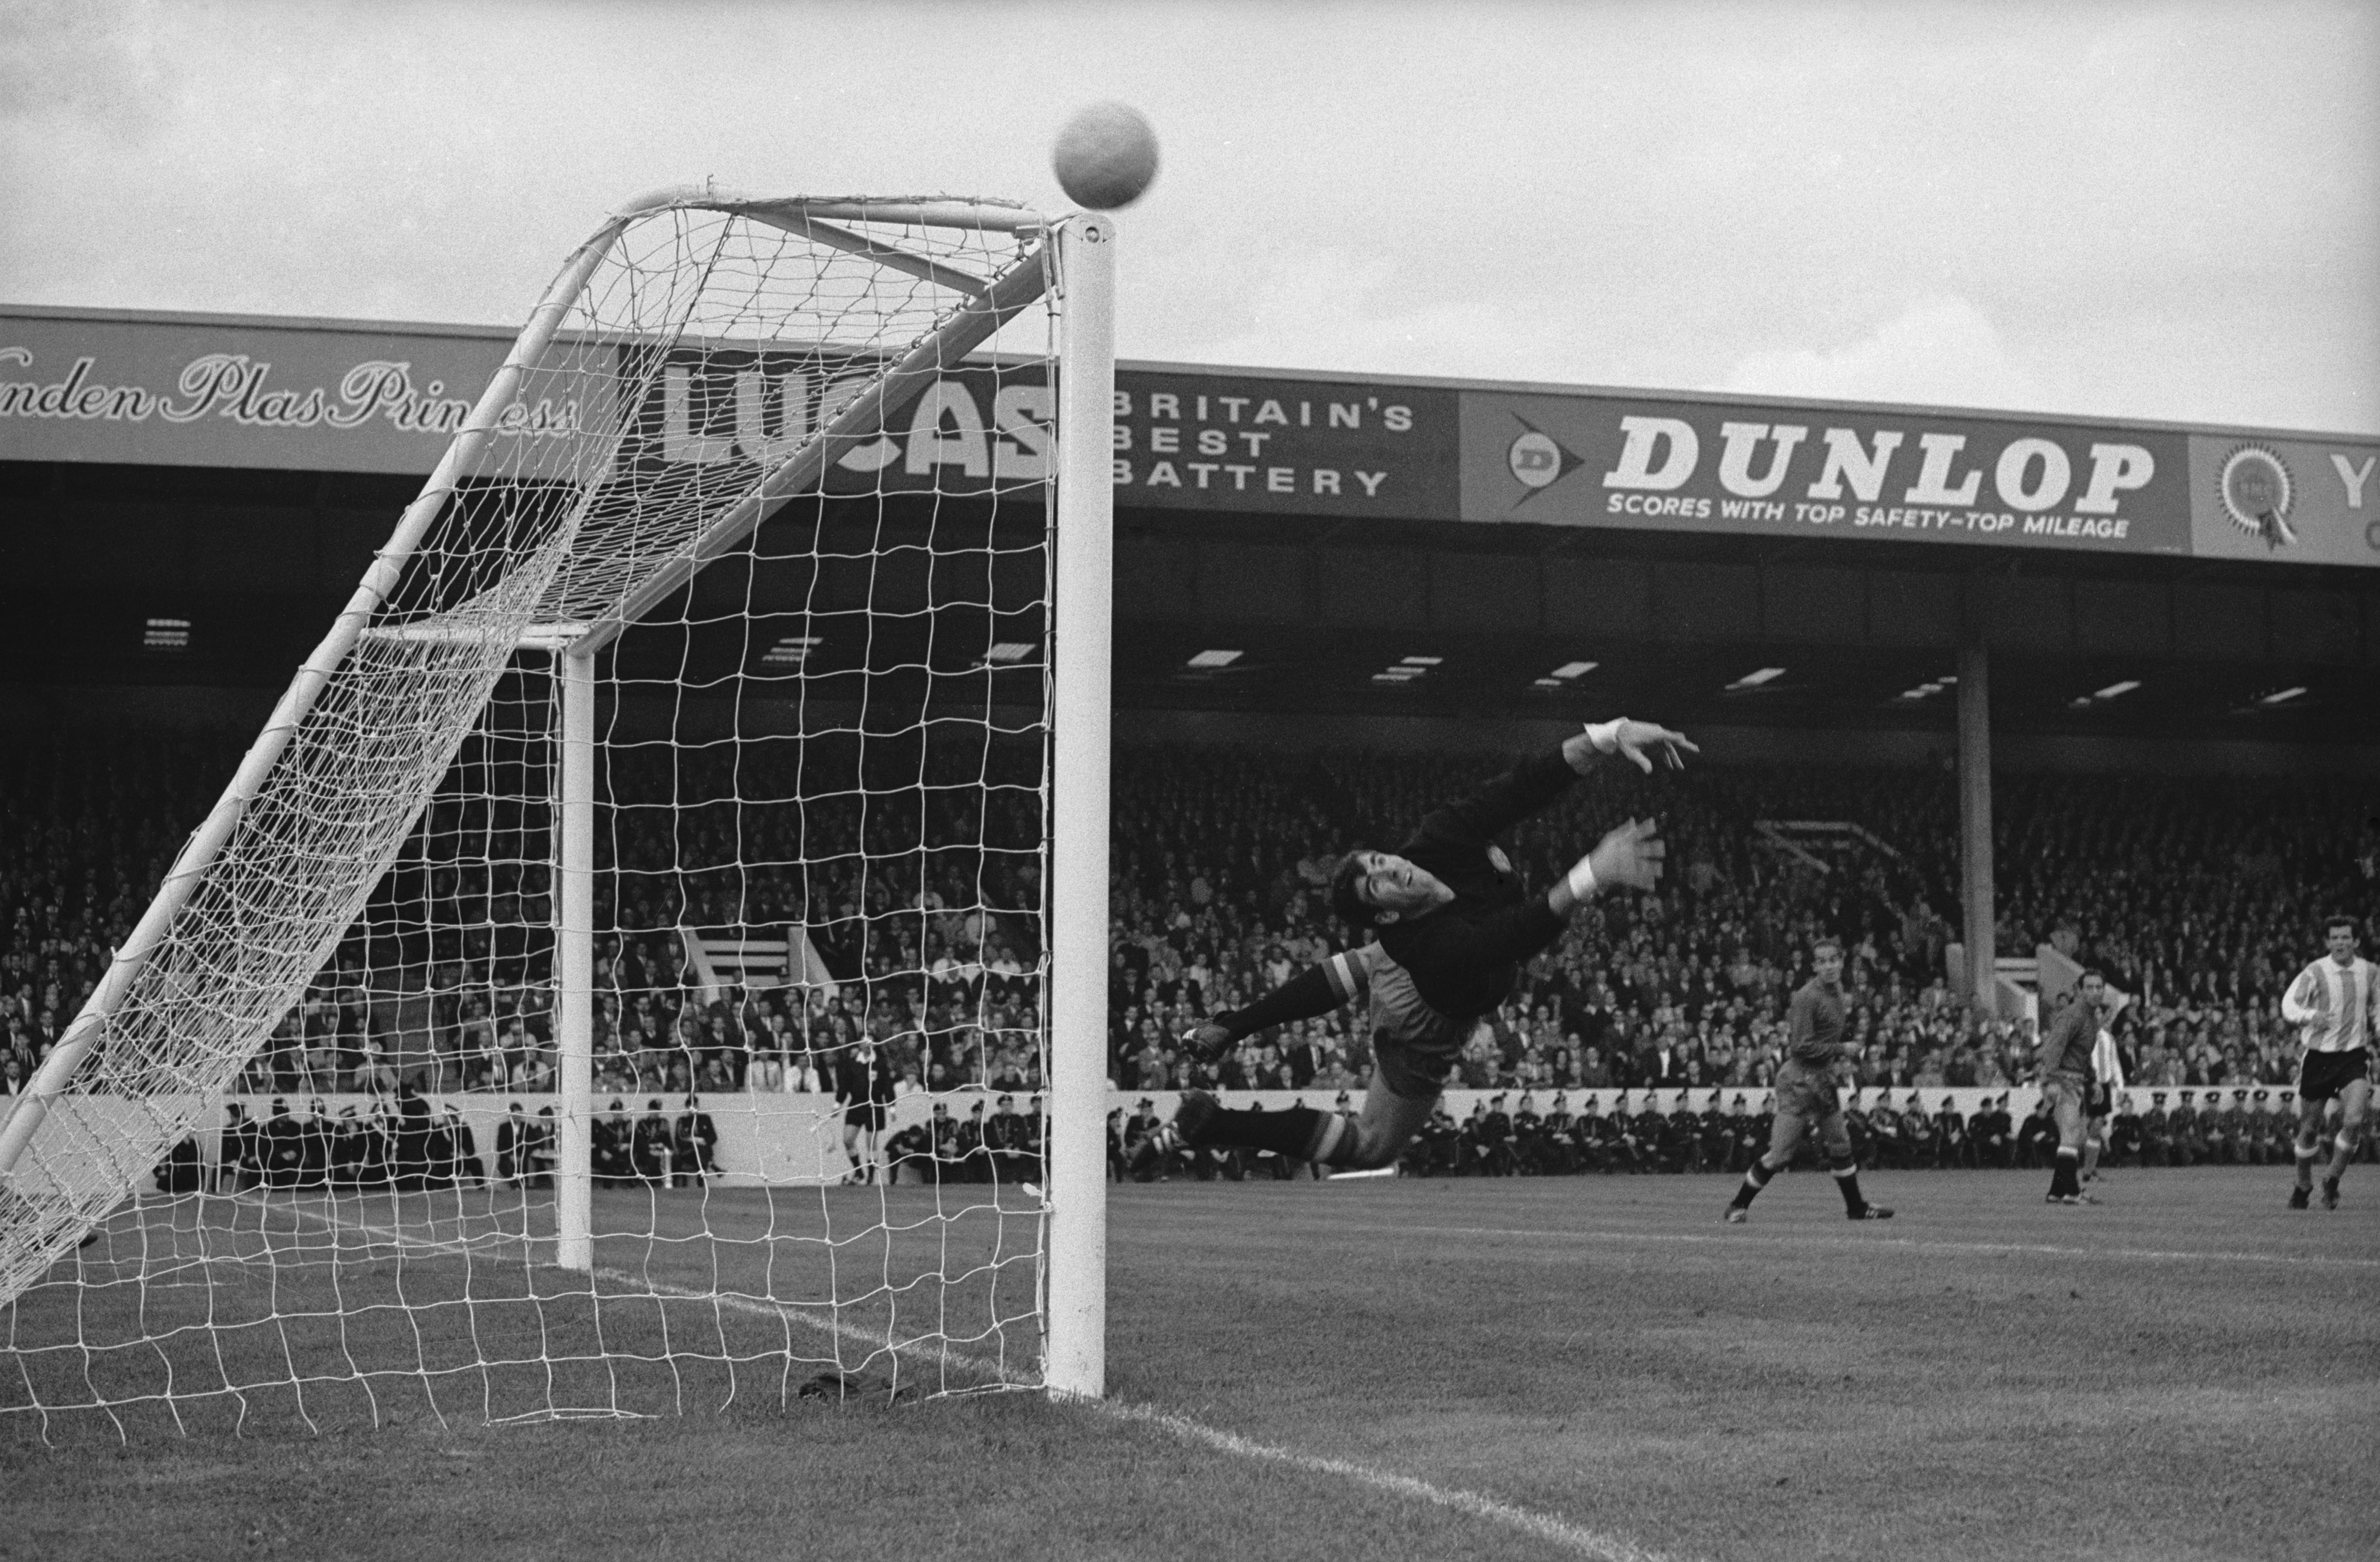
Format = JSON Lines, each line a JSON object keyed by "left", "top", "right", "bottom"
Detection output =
{"left": 2218, "top": 445, "right": 2295, "bottom": 545}
{"left": 1508, "top": 431, "right": 1563, "bottom": 490}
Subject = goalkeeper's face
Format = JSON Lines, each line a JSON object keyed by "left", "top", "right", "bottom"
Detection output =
{"left": 1354, "top": 850, "right": 1455, "bottom": 923}
{"left": 1812, "top": 944, "right": 1844, "bottom": 987}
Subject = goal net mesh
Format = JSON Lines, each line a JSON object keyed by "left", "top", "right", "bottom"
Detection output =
{"left": 0, "top": 194, "right": 1067, "bottom": 1436}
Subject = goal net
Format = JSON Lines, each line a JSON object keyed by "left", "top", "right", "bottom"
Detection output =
{"left": 0, "top": 192, "right": 1114, "bottom": 1436}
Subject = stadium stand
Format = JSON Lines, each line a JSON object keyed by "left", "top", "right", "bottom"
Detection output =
{"left": 3, "top": 728, "right": 2372, "bottom": 1144}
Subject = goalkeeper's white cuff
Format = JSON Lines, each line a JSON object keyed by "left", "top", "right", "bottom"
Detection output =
{"left": 1583, "top": 719, "right": 1623, "bottom": 754}
{"left": 1566, "top": 857, "right": 1599, "bottom": 900}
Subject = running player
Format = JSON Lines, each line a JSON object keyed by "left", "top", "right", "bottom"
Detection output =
{"left": 832, "top": 1038, "right": 898, "bottom": 1185}
{"left": 2281, "top": 915, "right": 2376, "bottom": 1209}
{"left": 1724, "top": 938, "right": 1892, "bottom": 1222}
{"left": 2081, "top": 1012, "right": 2126, "bottom": 1183}
{"left": 2034, "top": 970, "right": 2113, "bottom": 1205}
{"left": 1171, "top": 718, "right": 1694, "bottom": 1173}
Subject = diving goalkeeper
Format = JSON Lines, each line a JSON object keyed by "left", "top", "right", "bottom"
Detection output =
{"left": 1171, "top": 719, "right": 1693, "bottom": 1170}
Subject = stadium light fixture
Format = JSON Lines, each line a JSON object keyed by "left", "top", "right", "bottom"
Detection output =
{"left": 1185, "top": 649, "right": 1241, "bottom": 668}
{"left": 1549, "top": 660, "right": 1598, "bottom": 680}
{"left": 2259, "top": 685, "right": 2308, "bottom": 706}
{"left": 1371, "top": 654, "right": 1439, "bottom": 684}
{"left": 760, "top": 634, "right": 822, "bottom": 666}
{"left": 143, "top": 617, "right": 190, "bottom": 652}
{"left": 2069, "top": 678, "right": 2142, "bottom": 710}
{"left": 1726, "top": 666, "right": 1785, "bottom": 690}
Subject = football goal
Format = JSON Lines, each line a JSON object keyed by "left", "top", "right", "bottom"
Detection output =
{"left": 0, "top": 191, "right": 1113, "bottom": 1436}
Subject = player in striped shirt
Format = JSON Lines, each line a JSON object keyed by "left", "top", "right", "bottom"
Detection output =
{"left": 2081, "top": 1017, "right": 2127, "bottom": 1184}
{"left": 2279, "top": 915, "right": 2377, "bottom": 1210}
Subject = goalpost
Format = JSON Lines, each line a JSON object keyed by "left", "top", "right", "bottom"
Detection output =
{"left": 0, "top": 191, "right": 1112, "bottom": 1432}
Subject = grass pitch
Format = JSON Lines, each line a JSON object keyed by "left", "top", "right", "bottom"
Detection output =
{"left": 4, "top": 1166, "right": 2375, "bottom": 1562}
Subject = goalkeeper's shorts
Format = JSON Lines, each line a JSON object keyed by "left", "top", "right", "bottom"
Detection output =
{"left": 1771, "top": 1061, "right": 1841, "bottom": 1123}
{"left": 1372, "top": 1032, "right": 1462, "bottom": 1102}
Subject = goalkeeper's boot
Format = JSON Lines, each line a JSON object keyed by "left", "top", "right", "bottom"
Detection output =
{"left": 2287, "top": 1185, "right": 2311, "bottom": 1210}
{"left": 1170, "top": 1090, "right": 1221, "bottom": 1152}
{"left": 1177, "top": 1023, "right": 1232, "bottom": 1067}
{"left": 2321, "top": 1179, "right": 2342, "bottom": 1211}
{"left": 1846, "top": 1204, "right": 1894, "bottom": 1220}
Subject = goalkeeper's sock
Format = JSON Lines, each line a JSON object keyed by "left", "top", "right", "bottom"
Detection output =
{"left": 1218, "top": 964, "right": 1344, "bottom": 1041}
{"left": 1306, "top": 1112, "right": 1364, "bottom": 1167}
{"left": 1829, "top": 1157, "right": 1868, "bottom": 1215}
{"left": 1729, "top": 1159, "right": 1773, "bottom": 1210}
{"left": 2049, "top": 1148, "right": 2081, "bottom": 1198}
{"left": 1195, "top": 1102, "right": 1329, "bottom": 1161}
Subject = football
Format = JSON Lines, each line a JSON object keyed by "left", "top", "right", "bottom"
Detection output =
{"left": 1052, "top": 100, "right": 1160, "bottom": 210}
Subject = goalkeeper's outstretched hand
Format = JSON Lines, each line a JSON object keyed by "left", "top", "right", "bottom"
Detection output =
{"left": 1570, "top": 718, "right": 1700, "bottom": 775}
{"left": 1180, "top": 1021, "right": 1234, "bottom": 1063}
{"left": 1587, "top": 817, "right": 1666, "bottom": 892}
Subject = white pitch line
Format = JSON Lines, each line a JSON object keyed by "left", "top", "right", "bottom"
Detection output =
{"left": 651, "top": 1249, "right": 1686, "bottom": 1561}
{"left": 599, "top": 1267, "right": 1689, "bottom": 1560}
{"left": 1313, "top": 1221, "right": 2380, "bottom": 1271}
{"left": 1098, "top": 1399, "right": 1686, "bottom": 1562}
{"left": 248, "top": 1194, "right": 1684, "bottom": 1558}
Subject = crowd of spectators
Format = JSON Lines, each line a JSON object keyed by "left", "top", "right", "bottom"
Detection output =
{"left": 4, "top": 727, "right": 2373, "bottom": 1110}
{"left": 1101, "top": 747, "right": 2378, "bottom": 1106}
{"left": 0, "top": 727, "right": 1051, "bottom": 1103}
{"left": 1, "top": 727, "right": 233, "bottom": 1097}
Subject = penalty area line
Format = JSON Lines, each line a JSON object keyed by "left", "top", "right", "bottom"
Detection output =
{"left": 1094, "top": 1397, "right": 1688, "bottom": 1562}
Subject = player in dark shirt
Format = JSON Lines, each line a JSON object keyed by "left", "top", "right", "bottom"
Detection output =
{"left": 2035, "top": 970, "right": 2111, "bottom": 1204}
{"left": 1172, "top": 718, "right": 1694, "bottom": 1173}
{"left": 833, "top": 1041, "right": 899, "bottom": 1185}
{"left": 1726, "top": 939, "right": 1892, "bottom": 1222}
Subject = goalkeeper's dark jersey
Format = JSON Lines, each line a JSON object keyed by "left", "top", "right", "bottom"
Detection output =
{"left": 1784, "top": 979, "right": 1850, "bottom": 1069}
{"left": 1373, "top": 748, "right": 1577, "bottom": 1020}
{"left": 2038, "top": 998, "right": 2100, "bottom": 1083}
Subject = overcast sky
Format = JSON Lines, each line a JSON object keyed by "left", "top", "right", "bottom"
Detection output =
{"left": 2, "top": 0, "right": 2374, "bottom": 434}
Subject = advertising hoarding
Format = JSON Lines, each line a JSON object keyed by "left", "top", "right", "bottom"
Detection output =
{"left": 1108, "top": 372, "right": 1461, "bottom": 522}
{"left": 2185, "top": 433, "right": 2380, "bottom": 568}
{"left": 0, "top": 309, "right": 1458, "bottom": 521}
{"left": 6, "top": 306, "right": 2371, "bottom": 569}
{"left": 0, "top": 309, "right": 577, "bottom": 474}
{"left": 1457, "top": 389, "right": 2194, "bottom": 557}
